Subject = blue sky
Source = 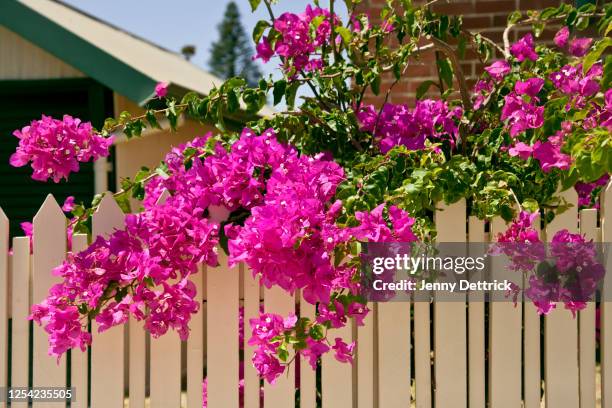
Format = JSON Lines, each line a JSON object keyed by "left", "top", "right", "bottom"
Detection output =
{"left": 62, "top": 0, "right": 348, "bottom": 80}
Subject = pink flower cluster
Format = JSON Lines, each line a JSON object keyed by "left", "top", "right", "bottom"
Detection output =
{"left": 501, "top": 78, "right": 545, "bottom": 137}
{"left": 255, "top": 5, "right": 340, "bottom": 73}
{"left": 510, "top": 34, "right": 538, "bottom": 62}
{"left": 550, "top": 63, "right": 602, "bottom": 109}
{"left": 509, "top": 129, "right": 571, "bottom": 173}
{"left": 553, "top": 27, "right": 593, "bottom": 57}
{"left": 31, "top": 126, "right": 418, "bottom": 381}
{"left": 9, "top": 115, "right": 113, "bottom": 183}
{"left": 357, "top": 100, "right": 463, "bottom": 153}
{"left": 484, "top": 60, "right": 511, "bottom": 82}
{"left": 497, "top": 211, "right": 605, "bottom": 316}
{"left": 30, "top": 199, "right": 219, "bottom": 357}
{"left": 575, "top": 174, "right": 610, "bottom": 208}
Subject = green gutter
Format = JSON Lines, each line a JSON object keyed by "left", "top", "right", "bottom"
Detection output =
{"left": 0, "top": 1, "right": 157, "bottom": 105}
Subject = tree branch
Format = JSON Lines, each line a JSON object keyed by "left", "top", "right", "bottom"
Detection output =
{"left": 430, "top": 37, "right": 472, "bottom": 111}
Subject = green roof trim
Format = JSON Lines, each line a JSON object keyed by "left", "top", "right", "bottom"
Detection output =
{"left": 0, "top": 1, "right": 157, "bottom": 105}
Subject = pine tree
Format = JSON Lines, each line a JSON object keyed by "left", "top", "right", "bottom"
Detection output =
{"left": 208, "top": 2, "right": 262, "bottom": 87}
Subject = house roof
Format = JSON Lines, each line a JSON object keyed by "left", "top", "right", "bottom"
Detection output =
{"left": 0, "top": 0, "right": 264, "bottom": 110}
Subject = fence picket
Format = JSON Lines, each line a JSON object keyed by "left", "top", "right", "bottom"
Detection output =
{"left": 90, "top": 194, "right": 126, "bottom": 408}
{"left": 489, "top": 217, "right": 522, "bottom": 408}
{"left": 378, "top": 302, "right": 411, "bottom": 407}
{"left": 129, "top": 318, "right": 146, "bottom": 408}
{"left": 264, "top": 286, "right": 295, "bottom": 407}
{"left": 434, "top": 200, "right": 467, "bottom": 408}
{"left": 70, "top": 234, "right": 89, "bottom": 408}
{"left": 544, "top": 188, "right": 579, "bottom": 408}
{"left": 32, "top": 195, "right": 66, "bottom": 408}
{"left": 579, "top": 209, "right": 597, "bottom": 408}
{"left": 602, "top": 181, "right": 612, "bottom": 408}
{"left": 524, "top": 214, "right": 542, "bottom": 408}
{"left": 414, "top": 301, "right": 431, "bottom": 408}
{"left": 322, "top": 319, "right": 353, "bottom": 407}
{"left": 243, "top": 266, "right": 261, "bottom": 408}
{"left": 10, "top": 237, "right": 29, "bottom": 408}
{"left": 357, "top": 303, "right": 376, "bottom": 408}
{"left": 468, "top": 216, "right": 485, "bottom": 408}
{"left": 207, "top": 249, "right": 239, "bottom": 407}
{"left": 0, "top": 209, "right": 7, "bottom": 408}
{"left": 145, "top": 190, "right": 181, "bottom": 408}
{"left": 187, "top": 265, "right": 205, "bottom": 408}
{"left": 150, "top": 332, "right": 182, "bottom": 408}
{"left": 299, "top": 291, "right": 316, "bottom": 408}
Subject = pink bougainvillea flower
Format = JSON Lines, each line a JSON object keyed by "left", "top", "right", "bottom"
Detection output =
{"left": 531, "top": 132, "right": 571, "bottom": 173}
{"left": 472, "top": 80, "right": 494, "bottom": 110}
{"left": 253, "top": 350, "right": 285, "bottom": 384}
{"left": 554, "top": 26, "right": 570, "bottom": 48}
{"left": 508, "top": 142, "right": 533, "bottom": 160}
{"left": 10, "top": 115, "right": 114, "bottom": 183}
{"left": 501, "top": 93, "right": 544, "bottom": 137}
{"left": 575, "top": 174, "right": 610, "bottom": 208}
{"left": 62, "top": 196, "right": 75, "bottom": 212}
{"left": 155, "top": 82, "right": 169, "bottom": 98}
{"left": 568, "top": 37, "right": 593, "bottom": 57}
{"left": 510, "top": 34, "right": 538, "bottom": 62}
{"left": 514, "top": 78, "right": 545, "bottom": 97}
{"left": 484, "top": 60, "right": 511, "bottom": 82}
{"left": 301, "top": 338, "right": 330, "bottom": 369}
{"left": 254, "top": 37, "right": 274, "bottom": 62}
{"left": 332, "top": 338, "right": 355, "bottom": 364}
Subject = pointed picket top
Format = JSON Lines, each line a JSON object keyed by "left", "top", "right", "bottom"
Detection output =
{"left": 93, "top": 193, "right": 125, "bottom": 238}
{"left": 91, "top": 195, "right": 126, "bottom": 407}
{"left": 155, "top": 189, "right": 171, "bottom": 206}
{"left": 0, "top": 206, "right": 8, "bottom": 229}
{"left": 546, "top": 188, "right": 579, "bottom": 236}
{"left": 31, "top": 194, "right": 67, "bottom": 393}
{"left": 33, "top": 194, "right": 65, "bottom": 226}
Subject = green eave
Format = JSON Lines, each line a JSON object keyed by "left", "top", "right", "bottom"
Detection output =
{"left": 0, "top": 1, "right": 157, "bottom": 105}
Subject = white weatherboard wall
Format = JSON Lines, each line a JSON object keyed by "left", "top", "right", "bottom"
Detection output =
{"left": 0, "top": 183, "right": 610, "bottom": 407}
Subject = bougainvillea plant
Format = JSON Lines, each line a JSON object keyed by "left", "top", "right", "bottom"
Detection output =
{"left": 9, "top": 0, "right": 612, "bottom": 388}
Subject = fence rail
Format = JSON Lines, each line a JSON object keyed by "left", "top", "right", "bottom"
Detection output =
{"left": 0, "top": 181, "right": 611, "bottom": 407}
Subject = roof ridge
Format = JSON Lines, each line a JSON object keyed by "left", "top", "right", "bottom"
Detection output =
{"left": 49, "top": 0, "right": 182, "bottom": 57}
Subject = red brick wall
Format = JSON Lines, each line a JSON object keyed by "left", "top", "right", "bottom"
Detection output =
{"left": 358, "top": 0, "right": 569, "bottom": 105}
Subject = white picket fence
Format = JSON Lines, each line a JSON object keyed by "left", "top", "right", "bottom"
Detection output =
{"left": 0, "top": 181, "right": 611, "bottom": 408}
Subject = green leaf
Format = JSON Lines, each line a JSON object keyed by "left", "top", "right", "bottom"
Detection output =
{"left": 583, "top": 37, "right": 612, "bottom": 74}
{"left": 416, "top": 80, "right": 435, "bottom": 99}
{"left": 457, "top": 36, "right": 467, "bottom": 59}
{"left": 507, "top": 10, "right": 522, "bottom": 24}
{"left": 371, "top": 74, "right": 381, "bottom": 95}
{"left": 118, "top": 110, "right": 132, "bottom": 125}
{"left": 437, "top": 58, "right": 453, "bottom": 89}
{"left": 539, "top": 7, "right": 558, "bottom": 20}
{"left": 522, "top": 199, "right": 539, "bottom": 213}
{"left": 566, "top": 9, "right": 578, "bottom": 27}
{"left": 285, "top": 81, "right": 300, "bottom": 108}
{"left": 603, "top": 55, "right": 612, "bottom": 89}
{"left": 335, "top": 26, "right": 352, "bottom": 45}
{"left": 145, "top": 111, "right": 161, "bottom": 129}
{"left": 532, "top": 21, "right": 545, "bottom": 37}
{"left": 227, "top": 90, "right": 240, "bottom": 113}
{"left": 252, "top": 20, "right": 270, "bottom": 44}
{"left": 273, "top": 80, "right": 287, "bottom": 106}
{"left": 103, "top": 117, "right": 118, "bottom": 132}
{"left": 249, "top": 0, "right": 261, "bottom": 11}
